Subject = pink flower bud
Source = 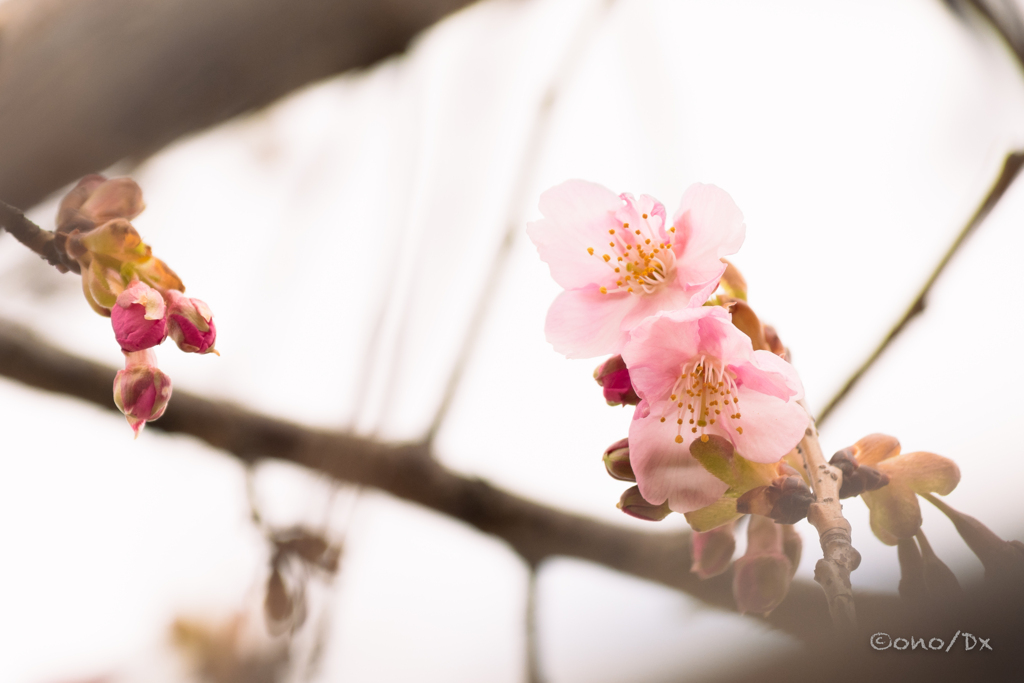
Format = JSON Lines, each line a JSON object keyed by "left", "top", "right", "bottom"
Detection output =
{"left": 732, "top": 515, "right": 793, "bottom": 615}
{"left": 593, "top": 355, "right": 639, "bottom": 406}
{"left": 111, "top": 280, "right": 167, "bottom": 352}
{"left": 113, "top": 350, "right": 172, "bottom": 437}
{"left": 691, "top": 521, "right": 736, "bottom": 579}
{"left": 165, "top": 290, "right": 217, "bottom": 354}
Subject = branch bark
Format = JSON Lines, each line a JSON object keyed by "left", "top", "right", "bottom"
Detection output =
{"left": 0, "top": 317, "right": 903, "bottom": 645}
{"left": 0, "top": 0, "right": 482, "bottom": 209}
{"left": 797, "top": 411, "right": 860, "bottom": 633}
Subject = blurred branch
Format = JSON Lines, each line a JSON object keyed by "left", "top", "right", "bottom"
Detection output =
{"left": 960, "top": 0, "right": 1024, "bottom": 70}
{"left": 0, "top": 0, "right": 483, "bottom": 209}
{"left": 816, "top": 151, "right": 1024, "bottom": 426}
{"left": 0, "top": 317, "right": 902, "bottom": 645}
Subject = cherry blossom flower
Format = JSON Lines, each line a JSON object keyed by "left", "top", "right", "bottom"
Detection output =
{"left": 621, "top": 306, "right": 808, "bottom": 512}
{"left": 527, "top": 180, "right": 745, "bottom": 358}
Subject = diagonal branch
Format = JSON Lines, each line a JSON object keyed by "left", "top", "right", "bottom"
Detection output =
{"left": 816, "top": 151, "right": 1024, "bottom": 426}
{"left": 0, "top": 316, "right": 902, "bottom": 645}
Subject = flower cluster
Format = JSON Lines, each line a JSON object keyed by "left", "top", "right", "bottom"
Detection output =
{"left": 57, "top": 175, "right": 218, "bottom": 436}
{"left": 530, "top": 179, "right": 816, "bottom": 612}
{"left": 529, "top": 180, "right": 809, "bottom": 514}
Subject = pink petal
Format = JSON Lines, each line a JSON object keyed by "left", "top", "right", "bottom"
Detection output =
{"left": 629, "top": 410, "right": 729, "bottom": 512}
{"left": 527, "top": 180, "right": 624, "bottom": 290}
{"left": 728, "top": 387, "right": 809, "bottom": 464}
{"left": 729, "top": 350, "right": 804, "bottom": 403}
{"left": 544, "top": 286, "right": 637, "bottom": 358}
{"left": 621, "top": 308, "right": 711, "bottom": 401}
{"left": 672, "top": 184, "right": 746, "bottom": 286}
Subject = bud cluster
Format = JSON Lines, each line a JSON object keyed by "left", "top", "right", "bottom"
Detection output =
{"left": 56, "top": 176, "right": 218, "bottom": 435}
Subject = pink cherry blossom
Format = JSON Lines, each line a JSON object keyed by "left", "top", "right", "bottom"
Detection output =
{"left": 621, "top": 306, "right": 808, "bottom": 512}
{"left": 527, "top": 180, "right": 745, "bottom": 358}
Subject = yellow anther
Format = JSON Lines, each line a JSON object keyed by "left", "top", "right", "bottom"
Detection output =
{"left": 599, "top": 286, "right": 607, "bottom": 294}
{"left": 587, "top": 247, "right": 594, "bottom": 255}
{"left": 603, "top": 254, "right": 611, "bottom": 262}
{"left": 675, "top": 435, "right": 684, "bottom": 443}
{"left": 700, "top": 434, "right": 709, "bottom": 443}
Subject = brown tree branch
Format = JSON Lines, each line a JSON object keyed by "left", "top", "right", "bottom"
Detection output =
{"left": 0, "top": 317, "right": 902, "bottom": 645}
{"left": 0, "top": 198, "right": 65, "bottom": 268}
{"left": 0, "top": 0, "right": 485, "bottom": 210}
{"left": 797, "top": 411, "right": 860, "bottom": 633}
{"left": 816, "top": 151, "right": 1024, "bottom": 426}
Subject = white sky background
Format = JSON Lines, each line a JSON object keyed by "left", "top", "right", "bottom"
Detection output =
{"left": 1, "top": 0, "right": 1023, "bottom": 681}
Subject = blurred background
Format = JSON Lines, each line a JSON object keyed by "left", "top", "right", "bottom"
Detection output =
{"left": 0, "top": 0, "right": 1023, "bottom": 681}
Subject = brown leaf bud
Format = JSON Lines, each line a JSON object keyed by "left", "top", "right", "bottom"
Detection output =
{"left": 736, "top": 476, "right": 814, "bottom": 524}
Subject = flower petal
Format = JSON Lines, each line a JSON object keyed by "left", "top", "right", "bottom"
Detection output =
{"left": 629, "top": 410, "right": 729, "bottom": 513}
{"left": 672, "top": 184, "right": 746, "bottom": 286}
{"left": 728, "top": 387, "right": 809, "bottom": 464}
{"left": 527, "top": 180, "right": 624, "bottom": 290}
{"left": 544, "top": 286, "right": 638, "bottom": 358}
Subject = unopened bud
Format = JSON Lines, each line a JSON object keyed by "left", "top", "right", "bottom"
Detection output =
{"left": 830, "top": 448, "right": 890, "bottom": 498}
{"left": 916, "top": 530, "right": 964, "bottom": 602}
{"left": 602, "top": 438, "right": 635, "bottom": 482}
{"left": 736, "top": 475, "right": 814, "bottom": 524}
{"left": 691, "top": 521, "right": 736, "bottom": 579}
{"left": 67, "top": 218, "right": 150, "bottom": 264}
{"left": 732, "top": 515, "right": 792, "bottom": 615}
{"left": 724, "top": 298, "right": 767, "bottom": 351}
{"left": 719, "top": 259, "right": 747, "bottom": 300}
{"left": 896, "top": 538, "right": 927, "bottom": 608}
{"left": 780, "top": 524, "right": 802, "bottom": 579}
{"left": 111, "top": 280, "right": 167, "bottom": 352}
{"left": 922, "top": 493, "right": 1024, "bottom": 584}
{"left": 113, "top": 350, "right": 172, "bottom": 437}
{"left": 166, "top": 290, "right": 217, "bottom": 354}
{"left": 593, "top": 355, "right": 638, "bottom": 406}
{"left": 57, "top": 175, "right": 144, "bottom": 233}
{"left": 617, "top": 485, "right": 672, "bottom": 521}
{"left": 80, "top": 258, "right": 127, "bottom": 315}
{"left": 763, "top": 324, "right": 786, "bottom": 358}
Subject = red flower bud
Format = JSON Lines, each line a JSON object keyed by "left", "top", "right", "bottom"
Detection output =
{"left": 113, "top": 350, "right": 172, "bottom": 437}
{"left": 165, "top": 290, "right": 217, "bottom": 354}
{"left": 593, "top": 355, "right": 639, "bottom": 406}
{"left": 111, "top": 280, "right": 167, "bottom": 352}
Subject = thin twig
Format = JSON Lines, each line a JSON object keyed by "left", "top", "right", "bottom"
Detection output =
{"left": 0, "top": 199, "right": 66, "bottom": 269}
{"left": 797, "top": 406, "right": 860, "bottom": 633}
{"left": 423, "top": 0, "right": 617, "bottom": 444}
{"left": 816, "top": 151, "right": 1024, "bottom": 426}
{"left": 0, "top": 315, "right": 904, "bottom": 645}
